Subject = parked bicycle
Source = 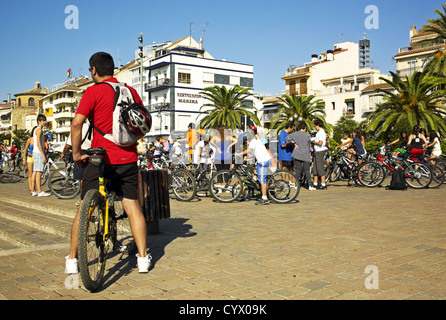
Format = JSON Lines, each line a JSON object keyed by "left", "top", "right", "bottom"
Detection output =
{"left": 139, "top": 150, "right": 196, "bottom": 201}
{"left": 0, "top": 171, "right": 21, "bottom": 183}
{"left": 356, "top": 145, "right": 434, "bottom": 189}
{"left": 48, "top": 151, "right": 81, "bottom": 199}
{"left": 209, "top": 162, "right": 300, "bottom": 204}
{"left": 23, "top": 150, "right": 61, "bottom": 185}
{"left": 77, "top": 148, "right": 136, "bottom": 292}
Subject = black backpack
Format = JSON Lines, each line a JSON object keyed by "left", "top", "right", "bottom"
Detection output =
{"left": 386, "top": 169, "right": 407, "bottom": 190}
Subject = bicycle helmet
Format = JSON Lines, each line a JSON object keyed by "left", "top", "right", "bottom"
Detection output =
{"left": 121, "top": 103, "right": 152, "bottom": 136}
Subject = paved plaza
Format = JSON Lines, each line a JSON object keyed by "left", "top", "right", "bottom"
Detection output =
{"left": 0, "top": 176, "right": 445, "bottom": 300}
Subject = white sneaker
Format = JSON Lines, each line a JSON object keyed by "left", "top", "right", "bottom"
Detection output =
{"left": 136, "top": 253, "right": 152, "bottom": 273}
{"left": 37, "top": 191, "right": 51, "bottom": 197}
{"left": 65, "top": 255, "right": 78, "bottom": 274}
{"left": 308, "top": 186, "right": 317, "bottom": 191}
{"left": 31, "top": 192, "right": 38, "bottom": 196}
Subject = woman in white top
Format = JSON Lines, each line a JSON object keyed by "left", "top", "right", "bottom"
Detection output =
{"left": 427, "top": 131, "right": 442, "bottom": 162}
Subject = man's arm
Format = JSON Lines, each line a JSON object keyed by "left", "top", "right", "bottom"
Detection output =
{"left": 35, "top": 127, "right": 47, "bottom": 163}
{"left": 71, "top": 113, "right": 89, "bottom": 165}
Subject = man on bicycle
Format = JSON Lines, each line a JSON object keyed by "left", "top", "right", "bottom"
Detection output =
{"left": 66, "top": 52, "right": 151, "bottom": 274}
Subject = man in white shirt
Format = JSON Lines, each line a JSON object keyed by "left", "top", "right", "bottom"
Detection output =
{"left": 238, "top": 133, "right": 272, "bottom": 205}
{"left": 312, "top": 119, "right": 328, "bottom": 190}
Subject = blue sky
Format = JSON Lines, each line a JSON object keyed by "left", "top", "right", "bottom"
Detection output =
{"left": 0, "top": 0, "right": 443, "bottom": 101}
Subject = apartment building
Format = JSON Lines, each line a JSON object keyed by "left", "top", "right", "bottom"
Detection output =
{"left": 0, "top": 98, "right": 14, "bottom": 142}
{"left": 269, "top": 39, "right": 390, "bottom": 126}
{"left": 144, "top": 36, "right": 254, "bottom": 136}
{"left": 394, "top": 24, "right": 444, "bottom": 77}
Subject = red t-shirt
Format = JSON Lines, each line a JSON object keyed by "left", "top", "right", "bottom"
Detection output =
{"left": 76, "top": 78, "right": 142, "bottom": 165}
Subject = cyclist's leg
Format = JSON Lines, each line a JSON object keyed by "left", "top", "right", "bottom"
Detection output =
{"left": 121, "top": 198, "right": 147, "bottom": 257}
{"left": 112, "top": 163, "right": 148, "bottom": 258}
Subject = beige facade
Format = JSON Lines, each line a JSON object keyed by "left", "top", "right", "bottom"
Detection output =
{"left": 12, "top": 81, "right": 48, "bottom": 131}
{"left": 394, "top": 24, "right": 445, "bottom": 76}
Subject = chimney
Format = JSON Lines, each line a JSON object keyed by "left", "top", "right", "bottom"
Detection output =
{"left": 199, "top": 37, "right": 203, "bottom": 50}
{"left": 327, "top": 50, "right": 334, "bottom": 61}
{"left": 7, "top": 93, "right": 11, "bottom": 103}
{"left": 311, "top": 54, "right": 318, "bottom": 63}
{"left": 410, "top": 25, "right": 417, "bottom": 38}
{"left": 152, "top": 41, "right": 156, "bottom": 57}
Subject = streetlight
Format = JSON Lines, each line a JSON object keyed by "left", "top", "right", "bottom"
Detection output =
{"left": 138, "top": 32, "right": 144, "bottom": 100}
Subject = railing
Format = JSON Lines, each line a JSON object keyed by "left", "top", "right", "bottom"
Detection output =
{"left": 148, "top": 102, "right": 170, "bottom": 112}
{"left": 396, "top": 66, "right": 423, "bottom": 77}
{"left": 286, "top": 67, "right": 310, "bottom": 76}
{"left": 145, "top": 78, "right": 170, "bottom": 90}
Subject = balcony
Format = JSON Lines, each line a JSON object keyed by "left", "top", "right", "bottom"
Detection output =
{"left": 53, "top": 110, "right": 75, "bottom": 120}
{"left": 262, "top": 112, "right": 276, "bottom": 122}
{"left": 396, "top": 66, "right": 423, "bottom": 78}
{"left": 145, "top": 78, "right": 171, "bottom": 92}
{"left": 147, "top": 102, "right": 171, "bottom": 112}
{"left": 53, "top": 97, "right": 77, "bottom": 106}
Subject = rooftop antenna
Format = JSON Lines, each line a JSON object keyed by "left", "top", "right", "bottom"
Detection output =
{"left": 190, "top": 22, "right": 196, "bottom": 45}
{"left": 340, "top": 32, "right": 344, "bottom": 42}
{"left": 363, "top": 32, "right": 367, "bottom": 40}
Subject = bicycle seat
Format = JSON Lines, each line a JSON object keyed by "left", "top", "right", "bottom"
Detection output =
{"left": 86, "top": 148, "right": 107, "bottom": 156}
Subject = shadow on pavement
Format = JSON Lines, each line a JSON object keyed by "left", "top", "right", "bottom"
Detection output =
{"left": 97, "top": 217, "right": 196, "bottom": 292}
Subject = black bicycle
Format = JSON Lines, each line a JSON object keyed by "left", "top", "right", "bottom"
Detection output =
{"left": 209, "top": 162, "right": 300, "bottom": 204}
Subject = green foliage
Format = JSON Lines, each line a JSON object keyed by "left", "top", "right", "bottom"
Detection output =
{"left": 198, "top": 85, "right": 260, "bottom": 130}
{"left": 332, "top": 116, "right": 358, "bottom": 142}
{"left": 364, "top": 140, "right": 384, "bottom": 154}
{"left": 270, "top": 94, "right": 329, "bottom": 133}
{"left": 367, "top": 71, "right": 446, "bottom": 140}
{"left": 441, "top": 139, "right": 446, "bottom": 154}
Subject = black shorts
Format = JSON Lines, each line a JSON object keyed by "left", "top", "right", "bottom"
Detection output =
{"left": 81, "top": 162, "right": 139, "bottom": 200}
{"left": 281, "top": 160, "right": 294, "bottom": 168}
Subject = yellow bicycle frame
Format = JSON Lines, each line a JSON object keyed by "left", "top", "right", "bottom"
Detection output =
{"left": 98, "top": 176, "right": 110, "bottom": 243}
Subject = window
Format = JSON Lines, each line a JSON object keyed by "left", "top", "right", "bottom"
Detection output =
{"left": 203, "top": 72, "right": 214, "bottom": 83}
{"left": 345, "top": 99, "right": 355, "bottom": 114}
{"left": 408, "top": 60, "right": 416, "bottom": 76}
{"left": 28, "top": 98, "right": 35, "bottom": 106}
{"left": 178, "top": 72, "right": 191, "bottom": 84}
{"left": 332, "top": 102, "right": 335, "bottom": 110}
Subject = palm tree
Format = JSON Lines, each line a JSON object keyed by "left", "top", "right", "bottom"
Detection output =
{"left": 422, "top": 3, "right": 446, "bottom": 76}
{"left": 367, "top": 70, "right": 446, "bottom": 140}
{"left": 198, "top": 85, "right": 260, "bottom": 130}
{"left": 270, "top": 94, "right": 328, "bottom": 132}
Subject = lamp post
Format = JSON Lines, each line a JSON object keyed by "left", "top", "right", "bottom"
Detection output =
{"left": 138, "top": 32, "right": 144, "bottom": 101}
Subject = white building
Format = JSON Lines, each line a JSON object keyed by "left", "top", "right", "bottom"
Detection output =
{"left": 276, "top": 40, "right": 390, "bottom": 126}
{"left": 144, "top": 36, "right": 254, "bottom": 137}
{"left": 39, "top": 78, "right": 93, "bottom": 152}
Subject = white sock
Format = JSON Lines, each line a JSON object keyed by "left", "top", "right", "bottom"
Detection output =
{"left": 262, "top": 196, "right": 267, "bottom": 200}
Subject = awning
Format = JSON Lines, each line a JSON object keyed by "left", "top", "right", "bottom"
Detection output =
{"left": 260, "top": 105, "right": 280, "bottom": 111}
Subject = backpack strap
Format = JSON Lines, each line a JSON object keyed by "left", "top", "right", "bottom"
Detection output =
{"left": 90, "top": 81, "right": 123, "bottom": 142}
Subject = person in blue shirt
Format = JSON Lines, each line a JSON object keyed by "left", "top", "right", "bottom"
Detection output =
{"left": 278, "top": 122, "right": 295, "bottom": 172}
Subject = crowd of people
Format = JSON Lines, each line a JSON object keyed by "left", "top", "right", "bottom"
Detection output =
{"left": 137, "top": 119, "right": 444, "bottom": 195}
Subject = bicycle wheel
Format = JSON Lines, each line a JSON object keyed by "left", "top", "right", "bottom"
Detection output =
{"left": 48, "top": 169, "right": 80, "bottom": 199}
{"left": 15, "top": 158, "right": 23, "bottom": 172}
{"left": 267, "top": 170, "right": 300, "bottom": 204}
{"left": 109, "top": 194, "right": 136, "bottom": 255}
{"left": 170, "top": 169, "right": 197, "bottom": 201}
{"left": 78, "top": 189, "right": 107, "bottom": 292}
{"left": 357, "top": 162, "right": 385, "bottom": 187}
{"left": 404, "top": 162, "right": 432, "bottom": 189}
{"left": 209, "top": 170, "right": 242, "bottom": 203}
{"left": 0, "top": 173, "right": 21, "bottom": 183}
{"left": 427, "top": 164, "right": 445, "bottom": 188}
{"left": 40, "top": 167, "right": 49, "bottom": 186}
{"left": 1, "top": 160, "right": 11, "bottom": 173}
{"left": 23, "top": 166, "right": 28, "bottom": 179}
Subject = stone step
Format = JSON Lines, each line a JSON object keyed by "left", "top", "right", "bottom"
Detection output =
{"left": 0, "top": 200, "right": 72, "bottom": 250}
